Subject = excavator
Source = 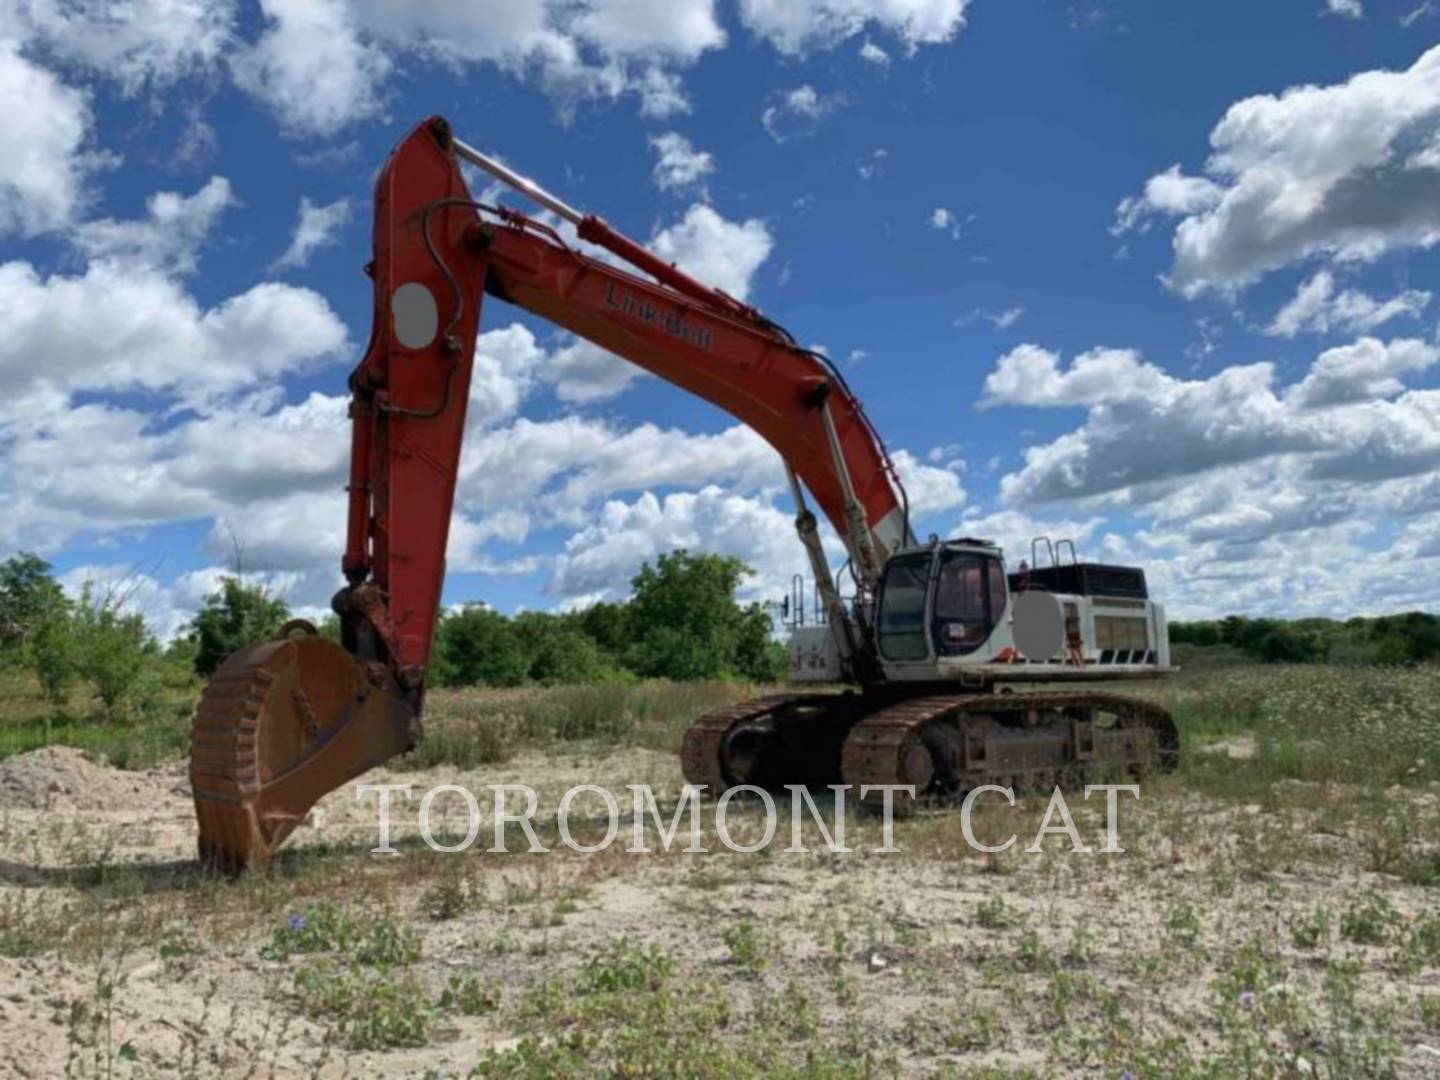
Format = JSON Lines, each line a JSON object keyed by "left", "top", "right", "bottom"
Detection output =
{"left": 190, "top": 117, "right": 1178, "bottom": 871}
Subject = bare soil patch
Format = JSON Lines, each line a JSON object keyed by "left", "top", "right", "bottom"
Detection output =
{"left": 2, "top": 734, "right": 1439, "bottom": 1077}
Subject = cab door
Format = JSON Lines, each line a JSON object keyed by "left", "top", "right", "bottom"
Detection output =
{"left": 932, "top": 551, "right": 1008, "bottom": 656}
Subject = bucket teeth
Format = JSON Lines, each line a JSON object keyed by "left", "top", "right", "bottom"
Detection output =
{"left": 189, "top": 636, "right": 415, "bottom": 873}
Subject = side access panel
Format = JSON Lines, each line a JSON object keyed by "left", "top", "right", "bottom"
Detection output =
{"left": 788, "top": 626, "right": 843, "bottom": 682}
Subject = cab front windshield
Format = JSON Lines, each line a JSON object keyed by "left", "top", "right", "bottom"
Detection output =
{"left": 877, "top": 553, "right": 933, "bottom": 661}
{"left": 878, "top": 549, "right": 1008, "bottom": 662}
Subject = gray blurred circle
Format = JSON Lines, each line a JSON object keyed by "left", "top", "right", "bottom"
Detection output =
{"left": 1012, "top": 590, "right": 1065, "bottom": 660}
{"left": 392, "top": 282, "right": 438, "bottom": 349}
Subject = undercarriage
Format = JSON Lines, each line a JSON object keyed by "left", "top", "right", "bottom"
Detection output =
{"left": 680, "top": 688, "right": 1179, "bottom": 810}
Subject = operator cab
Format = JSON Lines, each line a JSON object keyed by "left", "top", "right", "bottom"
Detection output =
{"left": 876, "top": 539, "right": 1009, "bottom": 662}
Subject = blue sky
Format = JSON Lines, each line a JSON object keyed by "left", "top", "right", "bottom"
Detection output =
{"left": 1, "top": 0, "right": 1438, "bottom": 637}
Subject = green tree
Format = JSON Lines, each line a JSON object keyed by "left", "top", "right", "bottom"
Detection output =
{"left": 1172, "top": 611, "right": 1440, "bottom": 666}
{"left": 512, "top": 612, "right": 617, "bottom": 684}
{"left": 28, "top": 602, "right": 78, "bottom": 706}
{"left": 0, "top": 551, "right": 64, "bottom": 648}
{"left": 189, "top": 578, "right": 290, "bottom": 677}
{"left": 433, "top": 605, "right": 528, "bottom": 686}
{"left": 732, "top": 602, "right": 787, "bottom": 682}
{"left": 71, "top": 584, "right": 154, "bottom": 719}
{"left": 575, "top": 601, "right": 632, "bottom": 665}
{"left": 625, "top": 550, "right": 777, "bottom": 680}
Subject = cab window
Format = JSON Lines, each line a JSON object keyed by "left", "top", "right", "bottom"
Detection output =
{"left": 877, "top": 553, "right": 933, "bottom": 661}
{"left": 934, "top": 552, "right": 1005, "bottom": 655}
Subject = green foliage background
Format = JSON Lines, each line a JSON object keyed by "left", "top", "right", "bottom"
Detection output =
{"left": 433, "top": 550, "right": 786, "bottom": 686}
{"left": 1169, "top": 612, "right": 1440, "bottom": 665}
{"left": 189, "top": 577, "right": 291, "bottom": 676}
{"left": 6, "top": 545, "right": 1438, "bottom": 746}
{"left": 0, "top": 548, "right": 787, "bottom": 732}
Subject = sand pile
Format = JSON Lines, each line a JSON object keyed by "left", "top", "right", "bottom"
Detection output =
{"left": 0, "top": 746, "right": 176, "bottom": 811}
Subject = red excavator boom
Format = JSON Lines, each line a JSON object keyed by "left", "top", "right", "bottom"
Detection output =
{"left": 190, "top": 116, "right": 911, "bottom": 870}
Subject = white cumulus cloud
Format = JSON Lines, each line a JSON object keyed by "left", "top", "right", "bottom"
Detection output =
{"left": 1264, "top": 270, "right": 1431, "bottom": 337}
{"left": 761, "top": 84, "right": 839, "bottom": 142}
{"left": 649, "top": 132, "right": 715, "bottom": 194}
{"left": 0, "top": 260, "right": 349, "bottom": 416}
{"left": 649, "top": 203, "right": 773, "bottom": 300}
{"left": 232, "top": 0, "right": 392, "bottom": 134}
{"left": 272, "top": 196, "right": 353, "bottom": 272}
{"left": 550, "top": 487, "right": 807, "bottom": 603}
{"left": 0, "top": 40, "right": 95, "bottom": 237}
{"left": 1323, "top": 0, "right": 1363, "bottom": 18}
{"left": 739, "top": 0, "right": 971, "bottom": 55}
{"left": 16, "top": 0, "right": 235, "bottom": 92}
{"left": 982, "top": 338, "right": 1440, "bottom": 509}
{"left": 1116, "top": 46, "right": 1440, "bottom": 295}
{"left": 73, "top": 176, "right": 236, "bottom": 276}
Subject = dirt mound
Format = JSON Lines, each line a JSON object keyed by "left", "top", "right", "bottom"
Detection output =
{"left": 0, "top": 746, "right": 172, "bottom": 811}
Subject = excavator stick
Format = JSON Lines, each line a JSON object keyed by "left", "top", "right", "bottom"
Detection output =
{"left": 190, "top": 117, "right": 487, "bottom": 871}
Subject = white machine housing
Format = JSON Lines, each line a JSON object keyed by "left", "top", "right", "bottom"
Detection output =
{"left": 788, "top": 538, "right": 1173, "bottom": 686}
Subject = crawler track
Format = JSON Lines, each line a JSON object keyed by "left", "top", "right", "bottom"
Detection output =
{"left": 680, "top": 690, "right": 1178, "bottom": 808}
{"left": 679, "top": 694, "right": 856, "bottom": 791}
{"left": 841, "top": 691, "right": 1178, "bottom": 811}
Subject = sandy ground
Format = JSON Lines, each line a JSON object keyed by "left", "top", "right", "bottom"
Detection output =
{"left": 3, "top": 743, "right": 1439, "bottom": 1077}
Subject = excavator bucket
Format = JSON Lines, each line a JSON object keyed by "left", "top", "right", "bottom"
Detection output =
{"left": 189, "top": 626, "right": 417, "bottom": 873}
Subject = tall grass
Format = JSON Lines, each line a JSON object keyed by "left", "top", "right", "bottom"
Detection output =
{"left": 1168, "top": 662, "right": 1440, "bottom": 794}
{"left": 0, "top": 665, "right": 194, "bottom": 767}
{"left": 403, "top": 680, "right": 761, "bottom": 768}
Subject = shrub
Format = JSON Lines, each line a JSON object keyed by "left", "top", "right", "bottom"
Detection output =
{"left": 626, "top": 550, "right": 779, "bottom": 681}
{"left": 434, "top": 605, "right": 529, "bottom": 687}
{"left": 27, "top": 605, "right": 78, "bottom": 706}
{"left": 0, "top": 552, "right": 64, "bottom": 648}
{"left": 293, "top": 961, "right": 432, "bottom": 1050}
{"left": 70, "top": 584, "right": 153, "bottom": 720}
{"left": 187, "top": 577, "right": 289, "bottom": 677}
{"left": 438, "top": 971, "right": 500, "bottom": 1015}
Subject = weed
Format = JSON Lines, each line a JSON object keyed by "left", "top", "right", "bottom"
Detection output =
{"left": 722, "top": 917, "right": 770, "bottom": 975}
{"left": 357, "top": 916, "right": 423, "bottom": 968}
{"left": 262, "top": 901, "right": 420, "bottom": 968}
{"left": 753, "top": 982, "right": 821, "bottom": 1040}
{"left": 577, "top": 938, "right": 673, "bottom": 994}
{"left": 1339, "top": 890, "right": 1399, "bottom": 946}
{"left": 1015, "top": 929, "right": 1055, "bottom": 973}
{"left": 421, "top": 861, "right": 472, "bottom": 921}
{"left": 976, "top": 896, "right": 1018, "bottom": 929}
{"left": 261, "top": 901, "right": 362, "bottom": 959}
{"left": 944, "top": 1005, "right": 1002, "bottom": 1052}
{"left": 1319, "top": 957, "right": 1402, "bottom": 1076}
{"left": 1164, "top": 899, "right": 1202, "bottom": 947}
{"left": 1066, "top": 927, "right": 1097, "bottom": 966}
{"left": 1288, "top": 905, "right": 1332, "bottom": 951}
{"left": 293, "top": 960, "right": 432, "bottom": 1050}
{"left": 0, "top": 891, "right": 68, "bottom": 957}
{"left": 1046, "top": 970, "right": 1093, "bottom": 1026}
{"left": 438, "top": 971, "right": 501, "bottom": 1016}
{"left": 1394, "top": 908, "right": 1440, "bottom": 973}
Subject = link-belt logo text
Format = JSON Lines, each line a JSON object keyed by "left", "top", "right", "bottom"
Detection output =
{"left": 605, "top": 283, "right": 713, "bottom": 350}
